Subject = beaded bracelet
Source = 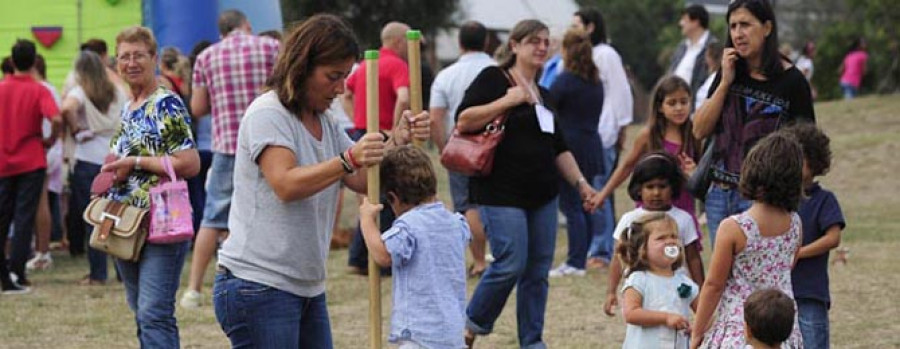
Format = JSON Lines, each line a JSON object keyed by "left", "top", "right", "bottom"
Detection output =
{"left": 345, "top": 149, "right": 362, "bottom": 169}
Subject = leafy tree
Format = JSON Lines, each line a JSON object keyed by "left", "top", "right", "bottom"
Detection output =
{"left": 280, "top": 0, "right": 459, "bottom": 50}
{"left": 778, "top": 0, "right": 900, "bottom": 99}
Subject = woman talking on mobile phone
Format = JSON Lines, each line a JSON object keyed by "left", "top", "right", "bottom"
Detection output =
{"left": 692, "top": 0, "right": 815, "bottom": 247}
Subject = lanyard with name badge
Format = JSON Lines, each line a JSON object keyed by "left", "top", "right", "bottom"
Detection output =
{"left": 512, "top": 69, "right": 554, "bottom": 134}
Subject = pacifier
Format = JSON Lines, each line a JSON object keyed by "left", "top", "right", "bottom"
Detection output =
{"left": 664, "top": 245, "right": 680, "bottom": 259}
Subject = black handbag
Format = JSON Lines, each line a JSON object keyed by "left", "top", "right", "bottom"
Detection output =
{"left": 686, "top": 134, "right": 716, "bottom": 201}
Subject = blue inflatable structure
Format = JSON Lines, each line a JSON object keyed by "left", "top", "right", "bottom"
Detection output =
{"left": 144, "top": 0, "right": 282, "bottom": 55}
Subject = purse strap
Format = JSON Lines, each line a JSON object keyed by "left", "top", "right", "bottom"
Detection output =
{"left": 99, "top": 200, "right": 127, "bottom": 240}
{"left": 491, "top": 69, "right": 519, "bottom": 128}
{"left": 160, "top": 156, "right": 177, "bottom": 182}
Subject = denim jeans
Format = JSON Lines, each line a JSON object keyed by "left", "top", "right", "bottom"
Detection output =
{"left": 69, "top": 161, "right": 109, "bottom": 280}
{"left": 116, "top": 241, "right": 189, "bottom": 348}
{"left": 188, "top": 150, "right": 213, "bottom": 234}
{"left": 588, "top": 147, "right": 617, "bottom": 261}
{"left": 704, "top": 184, "right": 751, "bottom": 247}
{"left": 558, "top": 180, "right": 603, "bottom": 269}
{"left": 467, "top": 198, "right": 558, "bottom": 349}
{"left": 797, "top": 298, "right": 830, "bottom": 349}
{"left": 213, "top": 269, "right": 333, "bottom": 348}
{"left": 0, "top": 169, "right": 46, "bottom": 285}
{"left": 48, "top": 191, "right": 63, "bottom": 241}
{"left": 348, "top": 195, "right": 395, "bottom": 273}
{"left": 840, "top": 83, "right": 858, "bottom": 100}
{"left": 201, "top": 153, "right": 235, "bottom": 230}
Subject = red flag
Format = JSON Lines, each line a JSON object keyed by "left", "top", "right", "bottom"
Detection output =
{"left": 32, "top": 26, "right": 63, "bottom": 48}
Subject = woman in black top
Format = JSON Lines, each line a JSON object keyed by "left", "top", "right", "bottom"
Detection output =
{"left": 692, "top": 0, "right": 815, "bottom": 247}
{"left": 458, "top": 20, "right": 597, "bottom": 348}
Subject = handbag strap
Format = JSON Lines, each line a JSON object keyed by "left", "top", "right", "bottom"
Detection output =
{"left": 160, "top": 156, "right": 177, "bottom": 182}
{"left": 491, "top": 69, "right": 519, "bottom": 127}
{"left": 99, "top": 201, "right": 127, "bottom": 240}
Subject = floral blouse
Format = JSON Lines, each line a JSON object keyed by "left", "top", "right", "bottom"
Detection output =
{"left": 106, "top": 86, "right": 194, "bottom": 209}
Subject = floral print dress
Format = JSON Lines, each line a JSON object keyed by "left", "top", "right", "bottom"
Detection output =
{"left": 700, "top": 211, "right": 804, "bottom": 348}
{"left": 106, "top": 87, "right": 194, "bottom": 209}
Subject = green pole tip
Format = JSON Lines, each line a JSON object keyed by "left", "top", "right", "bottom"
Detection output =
{"left": 364, "top": 50, "right": 379, "bottom": 60}
{"left": 406, "top": 30, "right": 422, "bottom": 40}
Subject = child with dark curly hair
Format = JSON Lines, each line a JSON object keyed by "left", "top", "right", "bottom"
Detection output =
{"left": 691, "top": 132, "right": 804, "bottom": 348}
{"left": 617, "top": 212, "right": 699, "bottom": 348}
{"left": 783, "top": 123, "right": 845, "bottom": 348}
{"left": 743, "top": 288, "right": 797, "bottom": 349}
{"left": 603, "top": 151, "right": 705, "bottom": 318}
{"left": 359, "top": 145, "right": 471, "bottom": 349}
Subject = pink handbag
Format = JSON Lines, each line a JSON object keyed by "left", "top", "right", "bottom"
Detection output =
{"left": 148, "top": 156, "right": 194, "bottom": 244}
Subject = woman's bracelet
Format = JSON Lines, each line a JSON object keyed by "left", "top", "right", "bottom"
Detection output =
{"left": 574, "top": 177, "right": 587, "bottom": 189}
{"left": 134, "top": 156, "right": 142, "bottom": 171}
{"left": 345, "top": 149, "right": 362, "bottom": 169}
{"left": 337, "top": 152, "right": 354, "bottom": 174}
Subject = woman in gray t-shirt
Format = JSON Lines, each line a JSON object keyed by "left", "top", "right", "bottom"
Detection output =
{"left": 212, "top": 14, "right": 430, "bottom": 348}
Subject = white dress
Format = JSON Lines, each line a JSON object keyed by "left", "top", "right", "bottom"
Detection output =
{"left": 622, "top": 271, "right": 699, "bottom": 349}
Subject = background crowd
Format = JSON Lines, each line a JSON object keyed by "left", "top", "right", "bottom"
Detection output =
{"left": 0, "top": 0, "right": 862, "bottom": 348}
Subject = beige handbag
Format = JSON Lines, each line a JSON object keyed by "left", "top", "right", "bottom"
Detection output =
{"left": 84, "top": 197, "right": 149, "bottom": 262}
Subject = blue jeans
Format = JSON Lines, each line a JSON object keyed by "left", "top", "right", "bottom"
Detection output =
{"left": 201, "top": 153, "right": 235, "bottom": 230}
{"left": 70, "top": 161, "right": 109, "bottom": 280}
{"left": 558, "top": 180, "right": 602, "bottom": 269}
{"left": 704, "top": 184, "right": 751, "bottom": 247}
{"left": 348, "top": 195, "right": 395, "bottom": 274}
{"left": 467, "top": 198, "right": 558, "bottom": 349}
{"left": 797, "top": 298, "right": 829, "bottom": 349}
{"left": 48, "top": 191, "right": 63, "bottom": 241}
{"left": 188, "top": 150, "right": 213, "bottom": 234}
{"left": 0, "top": 169, "right": 45, "bottom": 285}
{"left": 116, "top": 241, "right": 189, "bottom": 348}
{"left": 840, "top": 83, "right": 858, "bottom": 100}
{"left": 588, "top": 147, "right": 617, "bottom": 261}
{"left": 213, "top": 269, "right": 333, "bottom": 348}
{"left": 448, "top": 170, "right": 473, "bottom": 213}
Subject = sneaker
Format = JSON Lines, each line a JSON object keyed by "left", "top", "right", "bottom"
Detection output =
{"left": 26, "top": 252, "right": 53, "bottom": 271}
{"left": 180, "top": 289, "right": 203, "bottom": 309}
{"left": 1, "top": 283, "right": 31, "bottom": 295}
{"left": 8, "top": 272, "right": 30, "bottom": 286}
{"left": 549, "top": 263, "right": 586, "bottom": 277}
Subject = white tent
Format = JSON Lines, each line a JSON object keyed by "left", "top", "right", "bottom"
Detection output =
{"left": 435, "top": 0, "right": 580, "bottom": 62}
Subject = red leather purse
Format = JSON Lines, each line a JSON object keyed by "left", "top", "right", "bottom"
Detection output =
{"left": 440, "top": 70, "right": 515, "bottom": 177}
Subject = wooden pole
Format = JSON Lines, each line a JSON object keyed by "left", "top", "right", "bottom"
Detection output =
{"left": 364, "top": 49, "right": 383, "bottom": 349}
{"left": 406, "top": 30, "right": 424, "bottom": 148}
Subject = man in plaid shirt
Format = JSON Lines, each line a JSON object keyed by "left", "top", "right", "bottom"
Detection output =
{"left": 182, "top": 9, "right": 279, "bottom": 309}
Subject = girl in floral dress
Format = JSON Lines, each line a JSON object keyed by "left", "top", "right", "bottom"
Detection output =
{"left": 690, "top": 132, "right": 805, "bottom": 349}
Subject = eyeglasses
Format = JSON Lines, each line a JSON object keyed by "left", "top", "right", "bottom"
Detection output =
{"left": 523, "top": 37, "right": 550, "bottom": 47}
{"left": 117, "top": 51, "right": 151, "bottom": 63}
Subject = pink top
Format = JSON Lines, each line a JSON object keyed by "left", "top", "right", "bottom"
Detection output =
{"left": 840, "top": 50, "right": 868, "bottom": 88}
{"left": 192, "top": 31, "right": 280, "bottom": 154}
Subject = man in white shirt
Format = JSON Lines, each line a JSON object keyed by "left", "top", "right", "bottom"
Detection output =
{"left": 572, "top": 8, "right": 633, "bottom": 267}
{"left": 669, "top": 4, "right": 717, "bottom": 103}
{"left": 429, "top": 21, "right": 495, "bottom": 277}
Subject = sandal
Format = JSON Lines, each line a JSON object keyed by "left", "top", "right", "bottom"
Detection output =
{"left": 464, "top": 329, "right": 476, "bottom": 348}
{"left": 467, "top": 265, "right": 485, "bottom": 279}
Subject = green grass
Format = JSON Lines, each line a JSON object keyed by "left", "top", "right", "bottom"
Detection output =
{"left": 2, "top": 95, "right": 899, "bottom": 348}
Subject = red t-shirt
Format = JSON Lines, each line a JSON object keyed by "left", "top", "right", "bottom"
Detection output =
{"left": 346, "top": 47, "right": 409, "bottom": 131}
{"left": 0, "top": 75, "right": 59, "bottom": 177}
